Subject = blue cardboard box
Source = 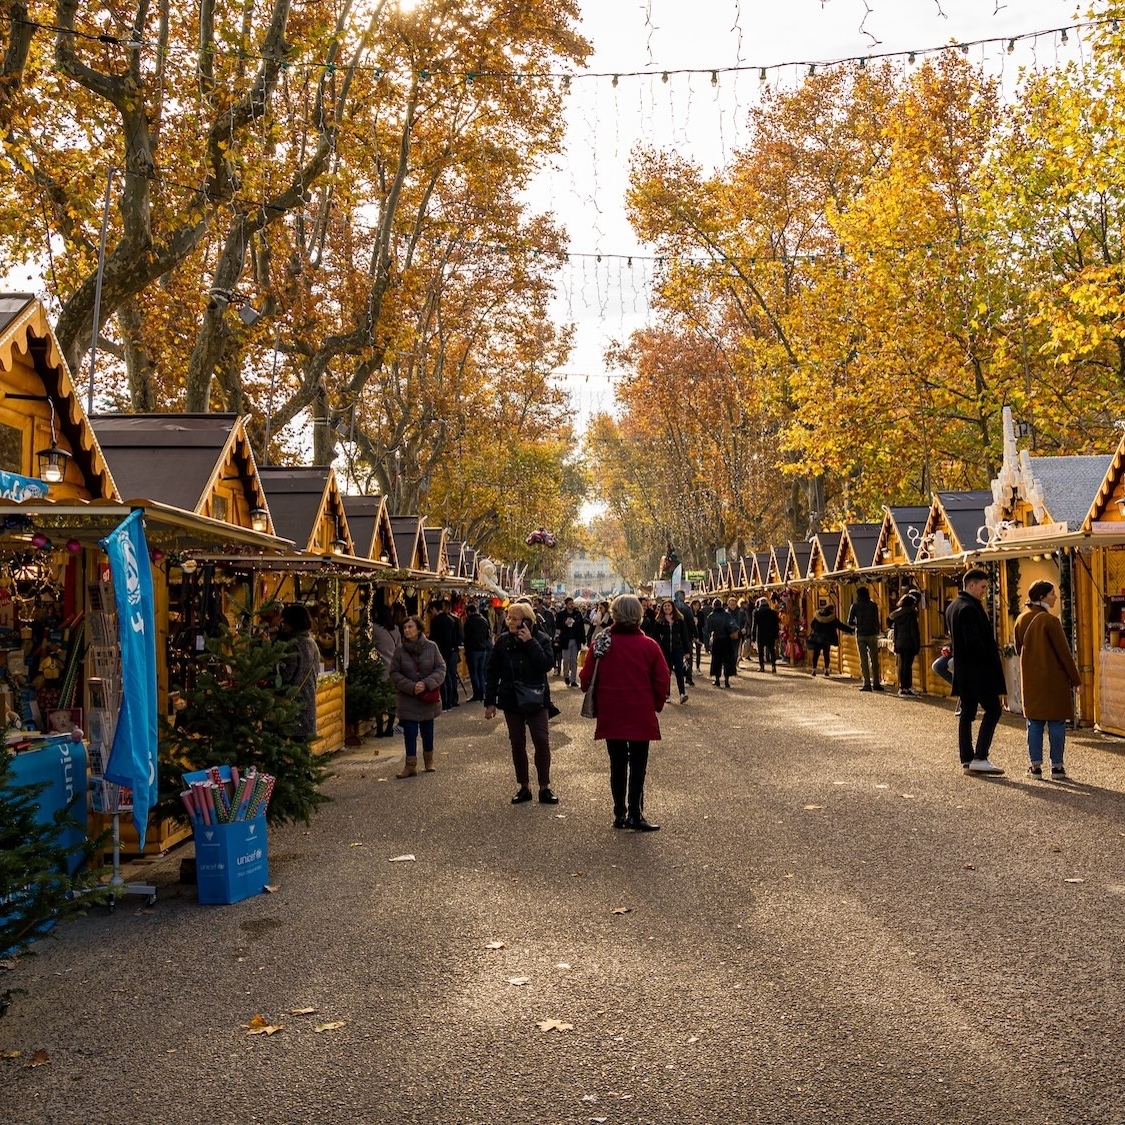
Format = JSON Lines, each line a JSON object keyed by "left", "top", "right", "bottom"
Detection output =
{"left": 192, "top": 813, "right": 269, "bottom": 905}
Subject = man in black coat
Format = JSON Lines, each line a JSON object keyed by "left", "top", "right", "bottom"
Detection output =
{"left": 673, "top": 590, "right": 697, "bottom": 686}
{"left": 946, "top": 567, "right": 1006, "bottom": 775}
{"left": 429, "top": 599, "right": 463, "bottom": 710}
{"left": 751, "top": 597, "right": 781, "bottom": 673}
{"left": 462, "top": 602, "right": 493, "bottom": 703}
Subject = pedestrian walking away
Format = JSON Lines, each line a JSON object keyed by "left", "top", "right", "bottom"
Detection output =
{"left": 846, "top": 586, "right": 883, "bottom": 691}
{"left": 673, "top": 590, "right": 697, "bottom": 686}
{"left": 579, "top": 593, "right": 671, "bottom": 831}
{"left": 1014, "top": 580, "right": 1082, "bottom": 779}
{"left": 946, "top": 567, "right": 1006, "bottom": 775}
{"left": 388, "top": 615, "right": 446, "bottom": 777}
{"left": 486, "top": 602, "right": 559, "bottom": 804}
{"left": 751, "top": 596, "right": 780, "bottom": 673}
{"left": 807, "top": 599, "right": 853, "bottom": 676}
{"left": 889, "top": 592, "right": 921, "bottom": 696}
{"left": 462, "top": 601, "right": 493, "bottom": 703}
{"left": 704, "top": 598, "right": 738, "bottom": 687}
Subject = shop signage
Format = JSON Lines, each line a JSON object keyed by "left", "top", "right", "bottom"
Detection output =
{"left": 0, "top": 469, "right": 48, "bottom": 501}
{"left": 530, "top": 578, "right": 547, "bottom": 591}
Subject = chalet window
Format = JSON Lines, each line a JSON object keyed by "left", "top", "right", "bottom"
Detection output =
{"left": 0, "top": 419, "right": 22, "bottom": 473}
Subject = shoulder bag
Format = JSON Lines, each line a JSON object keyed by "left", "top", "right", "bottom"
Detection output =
{"left": 580, "top": 657, "right": 600, "bottom": 719}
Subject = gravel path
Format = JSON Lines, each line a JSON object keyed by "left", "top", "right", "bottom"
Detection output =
{"left": 2, "top": 664, "right": 1124, "bottom": 1124}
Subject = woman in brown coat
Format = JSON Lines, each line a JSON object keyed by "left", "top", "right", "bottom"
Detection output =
{"left": 1014, "top": 580, "right": 1081, "bottom": 779}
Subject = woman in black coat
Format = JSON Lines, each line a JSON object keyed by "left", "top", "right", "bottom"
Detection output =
{"left": 889, "top": 592, "right": 922, "bottom": 696}
{"left": 485, "top": 602, "right": 559, "bottom": 805}
{"left": 807, "top": 600, "right": 853, "bottom": 676}
{"left": 704, "top": 598, "right": 738, "bottom": 688}
{"left": 654, "top": 600, "right": 693, "bottom": 704}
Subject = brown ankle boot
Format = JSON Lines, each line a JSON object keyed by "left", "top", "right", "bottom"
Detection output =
{"left": 396, "top": 757, "right": 417, "bottom": 778}
{"left": 423, "top": 752, "right": 435, "bottom": 772}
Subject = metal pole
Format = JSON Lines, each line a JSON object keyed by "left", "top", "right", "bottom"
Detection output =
{"left": 87, "top": 168, "right": 115, "bottom": 415}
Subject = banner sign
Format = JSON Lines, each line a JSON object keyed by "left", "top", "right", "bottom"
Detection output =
{"left": 530, "top": 578, "right": 547, "bottom": 591}
{"left": 686, "top": 570, "right": 707, "bottom": 582}
{"left": 0, "top": 470, "right": 49, "bottom": 502}
{"left": 101, "top": 510, "right": 158, "bottom": 849}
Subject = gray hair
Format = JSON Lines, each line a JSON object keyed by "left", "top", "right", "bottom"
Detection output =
{"left": 610, "top": 593, "right": 643, "bottom": 627}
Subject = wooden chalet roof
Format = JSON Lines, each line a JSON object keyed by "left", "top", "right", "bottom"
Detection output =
{"left": 388, "top": 515, "right": 428, "bottom": 572}
{"left": 257, "top": 466, "right": 353, "bottom": 555}
{"left": 0, "top": 294, "right": 116, "bottom": 500}
{"left": 788, "top": 540, "right": 813, "bottom": 581}
{"left": 928, "top": 491, "right": 993, "bottom": 554}
{"left": 90, "top": 413, "right": 272, "bottom": 531}
{"left": 1083, "top": 425, "right": 1125, "bottom": 528}
{"left": 754, "top": 551, "right": 772, "bottom": 587}
{"left": 875, "top": 505, "right": 931, "bottom": 565}
{"left": 461, "top": 546, "right": 478, "bottom": 583}
{"left": 341, "top": 494, "right": 396, "bottom": 565}
{"left": 808, "top": 531, "right": 843, "bottom": 578}
{"left": 836, "top": 523, "right": 882, "bottom": 571}
{"left": 423, "top": 527, "right": 449, "bottom": 575}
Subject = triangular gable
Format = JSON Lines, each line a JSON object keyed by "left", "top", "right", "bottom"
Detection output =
{"left": 928, "top": 491, "right": 993, "bottom": 554}
{"left": 808, "top": 531, "right": 843, "bottom": 578}
{"left": 754, "top": 551, "right": 772, "bottom": 588}
{"left": 765, "top": 548, "right": 783, "bottom": 585}
{"left": 875, "top": 505, "right": 931, "bottom": 565}
{"left": 737, "top": 555, "right": 753, "bottom": 588}
{"left": 423, "top": 527, "right": 449, "bottom": 575}
{"left": 258, "top": 466, "right": 352, "bottom": 555}
{"left": 388, "top": 515, "right": 428, "bottom": 572}
{"left": 836, "top": 523, "right": 882, "bottom": 571}
{"left": 0, "top": 294, "right": 116, "bottom": 500}
{"left": 1083, "top": 425, "right": 1125, "bottom": 528}
{"left": 91, "top": 413, "right": 273, "bottom": 533}
{"left": 461, "top": 546, "right": 478, "bottom": 583}
{"left": 788, "top": 540, "right": 813, "bottom": 582}
{"left": 446, "top": 539, "right": 465, "bottom": 578}
{"left": 341, "top": 494, "right": 397, "bottom": 565}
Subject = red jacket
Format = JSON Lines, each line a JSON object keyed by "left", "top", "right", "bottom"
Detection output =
{"left": 579, "top": 625, "right": 670, "bottom": 741}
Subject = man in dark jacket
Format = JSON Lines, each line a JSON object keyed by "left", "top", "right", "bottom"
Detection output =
{"left": 673, "top": 590, "right": 697, "bottom": 686}
{"left": 429, "top": 599, "right": 463, "bottom": 711}
{"left": 462, "top": 602, "right": 492, "bottom": 703}
{"left": 751, "top": 597, "right": 781, "bottom": 673}
{"left": 555, "top": 596, "right": 586, "bottom": 687}
{"left": 847, "top": 586, "right": 883, "bottom": 691}
{"left": 946, "top": 567, "right": 1006, "bottom": 775}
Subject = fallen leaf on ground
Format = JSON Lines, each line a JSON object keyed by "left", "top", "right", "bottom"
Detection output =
{"left": 802, "top": 804, "right": 824, "bottom": 811}
{"left": 485, "top": 941, "right": 506, "bottom": 950}
{"left": 349, "top": 842, "right": 364, "bottom": 848}
{"left": 263, "top": 885, "right": 279, "bottom": 893}
{"left": 289, "top": 1007, "right": 317, "bottom": 1015}
{"left": 874, "top": 784, "right": 889, "bottom": 789}
{"left": 507, "top": 976, "right": 530, "bottom": 986}
{"left": 1064, "top": 877, "right": 1086, "bottom": 884}
{"left": 315, "top": 1021, "right": 346, "bottom": 1032}
{"left": 242, "top": 1014, "right": 284, "bottom": 1036}
{"left": 555, "top": 962, "right": 571, "bottom": 970}
{"left": 686, "top": 1035, "right": 700, "bottom": 1044}
{"left": 900, "top": 794, "right": 916, "bottom": 800}
{"left": 611, "top": 907, "right": 632, "bottom": 915}
{"left": 25, "top": 1048, "right": 50, "bottom": 1067}
{"left": 537, "top": 1019, "right": 573, "bottom": 1032}
{"left": 2, "top": 1049, "right": 21, "bottom": 1059}
{"left": 963, "top": 863, "right": 975, "bottom": 870}
{"left": 570, "top": 871, "right": 584, "bottom": 878}
{"left": 388, "top": 854, "right": 415, "bottom": 862}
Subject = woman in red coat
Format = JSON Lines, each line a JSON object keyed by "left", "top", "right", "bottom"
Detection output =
{"left": 579, "top": 593, "right": 672, "bottom": 831}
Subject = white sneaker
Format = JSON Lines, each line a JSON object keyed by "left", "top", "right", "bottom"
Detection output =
{"left": 679, "top": 693, "right": 688, "bottom": 704}
{"left": 967, "top": 759, "right": 1005, "bottom": 775}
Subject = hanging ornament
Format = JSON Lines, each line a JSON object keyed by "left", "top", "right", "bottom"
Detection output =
{"left": 31, "top": 532, "right": 50, "bottom": 549}
{"left": 151, "top": 547, "right": 165, "bottom": 562}
{"left": 66, "top": 538, "right": 82, "bottom": 554}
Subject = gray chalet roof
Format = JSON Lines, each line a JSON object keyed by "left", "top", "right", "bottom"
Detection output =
{"left": 91, "top": 413, "right": 246, "bottom": 512}
{"left": 885, "top": 506, "right": 931, "bottom": 558}
{"left": 423, "top": 528, "right": 447, "bottom": 574}
{"left": 754, "top": 551, "right": 772, "bottom": 584}
{"left": 1027, "top": 455, "right": 1114, "bottom": 531}
{"left": 811, "top": 531, "right": 842, "bottom": 574}
{"left": 388, "top": 515, "right": 427, "bottom": 571}
{"left": 462, "top": 546, "right": 478, "bottom": 582}
{"left": 936, "top": 490, "right": 994, "bottom": 552}
{"left": 340, "top": 495, "right": 379, "bottom": 559}
{"left": 0, "top": 293, "right": 35, "bottom": 337}
{"left": 789, "top": 540, "right": 812, "bottom": 579}
{"left": 839, "top": 523, "right": 882, "bottom": 570}
{"left": 256, "top": 466, "right": 336, "bottom": 549}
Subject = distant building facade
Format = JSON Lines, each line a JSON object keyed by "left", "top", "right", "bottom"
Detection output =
{"left": 564, "top": 550, "right": 630, "bottom": 599}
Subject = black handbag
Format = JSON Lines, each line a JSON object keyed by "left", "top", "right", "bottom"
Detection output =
{"left": 512, "top": 681, "right": 546, "bottom": 714}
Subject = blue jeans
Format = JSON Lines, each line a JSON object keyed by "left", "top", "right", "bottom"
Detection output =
{"left": 401, "top": 719, "right": 435, "bottom": 759}
{"left": 467, "top": 650, "right": 489, "bottom": 700}
{"left": 1027, "top": 719, "right": 1066, "bottom": 767}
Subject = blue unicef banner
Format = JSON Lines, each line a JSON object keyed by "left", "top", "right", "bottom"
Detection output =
{"left": 100, "top": 510, "right": 158, "bottom": 850}
{"left": 0, "top": 469, "right": 49, "bottom": 501}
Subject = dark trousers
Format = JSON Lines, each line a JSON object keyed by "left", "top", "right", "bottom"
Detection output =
{"left": 958, "top": 692, "right": 1002, "bottom": 764}
{"left": 666, "top": 650, "right": 686, "bottom": 695}
{"left": 466, "top": 650, "right": 489, "bottom": 700}
{"left": 758, "top": 639, "right": 777, "bottom": 670}
{"left": 439, "top": 653, "right": 458, "bottom": 708}
{"left": 693, "top": 640, "right": 703, "bottom": 670}
{"left": 504, "top": 707, "right": 551, "bottom": 788}
{"left": 607, "top": 739, "right": 650, "bottom": 816}
{"left": 710, "top": 639, "right": 737, "bottom": 680}
{"left": 809, "top": 643, "right": 831, "bottom": 671}
{"left": 897, "top": 650, "right": 917, "bottom": 692}
{"left": 401, "top": 719, "right": 434, "bottom": 758}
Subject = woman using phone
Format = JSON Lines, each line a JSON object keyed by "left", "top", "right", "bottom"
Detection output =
{"left": 485, "top": 601, "right": 559, "bottom": 805}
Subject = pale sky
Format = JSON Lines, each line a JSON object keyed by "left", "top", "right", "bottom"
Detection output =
{"left": 548, "top": 0, "right": 1085, "bottom": 420}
